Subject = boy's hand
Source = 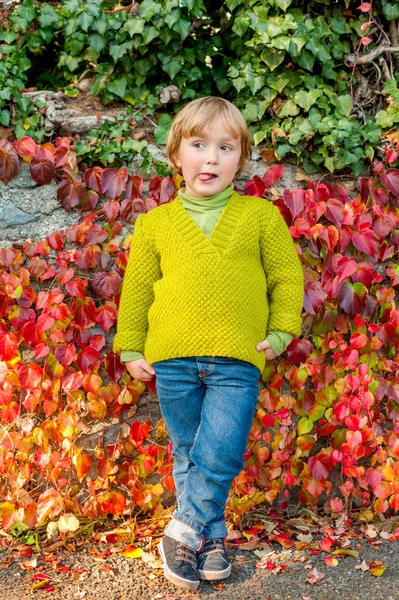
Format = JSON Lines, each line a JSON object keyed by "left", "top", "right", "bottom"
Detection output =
{"left": 256, "top": 339, "right": 277, "bottom": 361}
{"left": 125, "top": 358, "right": 155, "bottom": 381}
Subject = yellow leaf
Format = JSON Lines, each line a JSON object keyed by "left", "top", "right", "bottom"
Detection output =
{"left": 120, "top": 545, "right": 142, "bottom": 559}
{"left": 371, "top": 565, "right": 387, "bottom": 577}
{"left": 331, "top": 549, "right": 359, "bottom": 558}
{"left": 295, "top": 168, "right": 313, "bottom": 182}
{"left": 324, "top": 556, "right": 338, "bottom": 567}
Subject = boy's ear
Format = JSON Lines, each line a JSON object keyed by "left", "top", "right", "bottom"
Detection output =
{"left": 175, "top": 153, "right": 181, "bottom": 168}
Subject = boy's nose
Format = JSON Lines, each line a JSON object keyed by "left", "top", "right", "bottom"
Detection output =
{"left": 206, "top": 151, "right": 218, "bottom": 165}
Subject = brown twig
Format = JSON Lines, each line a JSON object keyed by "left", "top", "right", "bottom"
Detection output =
{"left": 345, "top": 45, "right": 399, "bottom": 66}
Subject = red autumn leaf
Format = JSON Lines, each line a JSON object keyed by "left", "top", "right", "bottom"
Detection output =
{"left": 380, "top": 168, "right": 399, "bottom": 196}
{"left": 0, "top": 247, "right": 18, "bottom": 268}
{"left": 101, "top": 167, "right": 128, "bottom": 198}
{"left": 85, "top": 224, "right": 108, "bottom": 246}
{"left": 103, "top": 200, "right": 120, "bottom": 221}
{"left": 18, "top": 363, "right": 44, "bottom": 389}
{"left": 79, "top": 190, "right": 99, "bottom": 212}
{"left": 95, "top": 305, "right": 117, "bottom": 332}
{"left": 361, "top": 36, "right": 373, "bottom": 45}
{"left": 54, "top": 145, "right": 69, "bottom": 168}
{"left": 66, "top": 278, "right": 88, "bottom": 299}
{"left": 286, "top": 338, "right": 312, "bottom": 363}
{"left": 92, "top": 271, "right": 121, "bottom": 300}
{"left": 12, "top": 136, "right": 38, "bottom": 159}
{"left": 105, "top": 352, "right": 125, "bottom": 382}
{"left": 159, "top": 177, "right": 176, "bottom": 204}
{"left": 274, "top": 533, "right": 293, "bottom": 548}
{"left": 147, "top": 374, "right": 157, "bottom": 394}
{"left": 84, "top": 166, "right": 103, "bottom": 193}
{"left": 308, "top": 454, "right": 332, "bottom": 482}
{"left": 57, "top": 178, "right": 85, "bottom": 212}
{"left": 303, "top": 477, "right": 324, "bottom": 500}
{"left": 72, "top": 297, "right": 97, "bottom": 328}
{"left": 336, "top": 256, "right": 357, "bottom": 281}
{"left": 338, "top": 281, "right": 368, "bottom": 318}
{"left": 0, "top": 139, "right": 19, "bottom": 183}
{"left": 55, "top": 344, "right": 76, "bottom": 368}
{"left": 89, "top": 334, "right": 105, "bottom": 352}
{"left": 244, "top": 175, "right": 266, "bottom": 198}
{"left": 261, "top": 413, "right": 275, "bottom": 427}
{"left": 262, "top": 164, "right": 284, "bottom": 187}
{"left": 74, "top": 452, "right": 92, "bottom": 481}
{"left": 93, "top": 251, "right": 110, "bottom": 271}
{"left": 97, "top": 491, "right": 126, "bottom": 516}
{"left": 358, "top": 2, "right": 371, "bottom": 11}
{"left": 352, "top": 228, "right": 378, "bottom": 256}
{"left": 283, "top": 188, "right": 305, "bottom": 221}
{"left": 122, "top": 174, "right": 143, "bottom": 200}
{"left": 74, "top": 248, "right": 93, "bottom": 271}
{"left": 0, "top": 331, "right": 18, "bottom": 360}
{"left": 325, "top": 198, "right": 345, "bottom": 227}
{"left": 29, "top": 158, "right": 56, "bottom": 184}
{"left": 129, "top": 420, "right": 150, "bottom": 443}
{"left": 304, "top": 280, "right": 325, "bottom": 315}
{"left": 76, "top": 346, "right": 101, "bottom": 374}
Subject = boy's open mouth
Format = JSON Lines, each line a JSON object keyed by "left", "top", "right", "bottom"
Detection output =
{"left": 198, "top": 173, "right": 217, "bottom": 182}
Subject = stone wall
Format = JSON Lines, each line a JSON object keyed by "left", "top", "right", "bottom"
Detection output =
{"left": 0, "top": 147, "right": 300, "bottom": 247}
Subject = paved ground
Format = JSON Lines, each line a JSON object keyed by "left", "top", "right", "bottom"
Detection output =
{"left": 2, "top": 532, "right": 399, "bottom": 600}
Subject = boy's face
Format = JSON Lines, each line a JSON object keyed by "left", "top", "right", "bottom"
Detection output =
{"left": 175, "top": 118, "right": 241, "bottom": 197}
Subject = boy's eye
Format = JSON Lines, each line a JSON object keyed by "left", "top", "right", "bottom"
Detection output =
{"left": 221, "top": 145, "right": 232, "bottom": 151}
{"left": 193, "top": 142, "right": 205, "bottom": 148}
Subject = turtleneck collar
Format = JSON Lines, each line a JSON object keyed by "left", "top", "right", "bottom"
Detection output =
{"left": 177, "top": 183, "right": 234, "bottom": 211}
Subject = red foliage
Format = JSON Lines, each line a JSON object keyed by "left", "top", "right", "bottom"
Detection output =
{"left": 0, "top": 137, "right": 399, "bottom": 530}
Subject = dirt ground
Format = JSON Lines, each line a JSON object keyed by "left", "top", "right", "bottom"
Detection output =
{"left": 2, "top": 527, "right": 399, "bottom": 600}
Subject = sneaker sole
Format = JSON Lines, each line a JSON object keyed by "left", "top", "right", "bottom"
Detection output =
{"left": 198, "top": 564, "right": 232, "bottom": 581}
{"left": 158, "top": 541, "right": 200, "bottom": 591}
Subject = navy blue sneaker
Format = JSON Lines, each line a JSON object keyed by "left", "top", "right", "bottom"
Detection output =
{"left": 158, "top": 535, "right": 200, "bottom": 590}
{"left": 197, "top": 538, "right": 231, "bottom": 581}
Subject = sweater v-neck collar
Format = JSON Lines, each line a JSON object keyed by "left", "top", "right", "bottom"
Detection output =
{"left": 170, "top": 190, "right": 242, "bottom": 256}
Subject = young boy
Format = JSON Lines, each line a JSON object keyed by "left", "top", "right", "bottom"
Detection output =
{"left": 113, "top": 97, "right": 304, "bottom": 590}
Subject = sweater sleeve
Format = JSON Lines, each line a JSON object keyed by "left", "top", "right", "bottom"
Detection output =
{"left": 113, "top": 214, "right": 161, "bottom": 355}
{"left": 260, "top": 204, "right": 304, "bottom": 337}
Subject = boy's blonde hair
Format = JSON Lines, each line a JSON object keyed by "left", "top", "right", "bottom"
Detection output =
{"left": 166, "top": 96, "right": 252, "bottom": 176}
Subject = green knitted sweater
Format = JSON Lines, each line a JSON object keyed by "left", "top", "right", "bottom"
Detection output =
{"left": 113, "top": 191, "right": 304, "bottom": 373}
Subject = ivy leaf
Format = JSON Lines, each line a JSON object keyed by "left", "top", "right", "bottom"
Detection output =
{"left": 304, "top": 280, "right": 325, "bottom": 315}
{"left": 286, "top": 338, "right": 312, "bottom": 363}
{"left": 295, "top": 90, "right": 321, "bottom": 111}
{"left": 106, "top": 76, "right": 127, "bottom": 99}
{"left": 124, "top": 18, "right": 145, "bottom": 36}
{"left": 338, "top": 281, "right": 368, "bottom": 318}
{"left": 0, "top": 332, "right": 18, "bottom": 361}
{"left": 97, "top": 491, "right": 126, "bottom": 516}
{"left": 262, "top": 165, "right": 284, "bottom": 187}
{"left": 76, "top": 347, "right": 101, "bottom": 374}
{"left": 283, "top": 188, "right": 305, "bottom": 220}
{"left": 260, "top": 47, "right": 285, "bottom": 71}
{"left": 163, "top": 59, "right": 182, "bottom": 80}
{"left": 154, "top": 114, "right": 173, "bottom": 145}
{"left": 57, "top": 178, "right": 85, "bottom": 212}
{"left": 244, "top": 175, "right": 266, "bottom": 197}
{"left": 298, "top": 416, "right": 314, "bottom": 435}
{"left": 380, "top": 168, "right": 399, "bottom": 196}
{"left": 0, "top": 140, "right": 19, "bottom": 184}
{"left": 92, "top": 271, "right": 122, "bottom": 300}
{"left": 101, "top": 167, "right": 128, "bottom": 198}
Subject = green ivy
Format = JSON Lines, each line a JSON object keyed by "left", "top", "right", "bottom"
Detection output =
{"left": 0, "top": 0, "right": 398, "bottom": 174}
{"left": 75, "top": 112, "right": 171, "bottom": 176}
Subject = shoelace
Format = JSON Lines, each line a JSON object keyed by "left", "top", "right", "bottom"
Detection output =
{"left": 175, "top": 542, "right": 197, "bottom": 567}
{"left": 199, "top": 539, "right": 225, "bottom": 556}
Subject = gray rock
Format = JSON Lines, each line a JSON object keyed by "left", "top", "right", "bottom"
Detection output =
{"left": 0, "top": 164, "right": 80, "bottom": 247}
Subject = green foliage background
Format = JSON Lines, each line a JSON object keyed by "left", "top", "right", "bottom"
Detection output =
{"left": 1, "top": 0, "right": 399, "bottom": 174}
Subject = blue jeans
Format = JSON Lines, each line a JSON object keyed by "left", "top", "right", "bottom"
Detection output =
{"left": 152, "top": 356, "right": 260, "bottom": 550}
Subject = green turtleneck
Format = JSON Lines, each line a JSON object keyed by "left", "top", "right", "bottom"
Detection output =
{"left": 120, "top": 184, "right": 293, "bottom": 364}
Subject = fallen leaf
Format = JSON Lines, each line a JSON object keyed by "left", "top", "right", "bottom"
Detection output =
{"left": 58, "top": 514, "right": 80, "bottom": 534}
{"left": 370, "top": 565, "right": 387, "bottom": 577}
{"left": 331, "top": 549, "right": 359, "bottom": 558}
{"left": 296, "top": 168, "right": 313, "bottom": 182}
{"left": 297, "top": 533, "right": 313, "bottom": 543}
{"left": 260, "top": 148, "right": 277, "bottom": 165}
{"left": 355, "top": 560, "right": 369, "bottom": 571}
{"left": 305, "top": 567, "right": 326, "bottom": 585}
{"left": 120, "top": 545, "right": 142, "bottom": 559}
{"left": 324, "top": 556, "right": 338, "bottom": 567}
{"left": 214, "top": 583, "right": 223, "bottom": 590}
